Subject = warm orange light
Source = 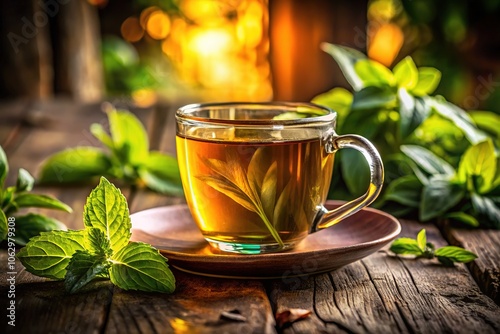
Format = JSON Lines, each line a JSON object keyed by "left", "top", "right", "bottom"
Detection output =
{"left": 87, "top": 0, "right": 108, "bottom": 7}
{"left": 190, "top": 28, "right": 233, "bottom": 56}
{"left": 120, "top": 17, "right": 144, "bottom": 43}
{"left": 132, "top": 89, "right": 157, "bottom": 107}
{"left": 140, "top": 6, "right": 160, "bottom": 29}
{"left": 146, "top": 11, "right": 171, "bottom": 40}
{"left": 368, "top": 23, "right": 404, "bottom": 66}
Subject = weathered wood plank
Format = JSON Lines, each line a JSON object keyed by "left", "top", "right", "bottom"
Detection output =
{"left": 105, "top": 269, "right": 276, "bottom": 334}
{"left": 442, "top": 223, "right": 500, "bottom": 304}
{"left": 0, "top": 100, "right": 30, "bottom": 149}
{"left": 270, "top": 221, "right": 500, "bottom": 333}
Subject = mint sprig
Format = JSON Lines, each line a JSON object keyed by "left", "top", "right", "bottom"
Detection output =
{"left": 390, "top": 229, "right": 477, "bottom": 266}
{"left": 17, "top": 177, "right": 175, "bottom": 294}
{"left": 38, "top": 108, "right": 183, "bottom": 196}
{"left": 1, "top": 145, "right": 72, "bottom": 245}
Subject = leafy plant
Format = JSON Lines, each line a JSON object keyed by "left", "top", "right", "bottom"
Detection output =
{"left": 17, "top": 177, "right": 175, "bottom": 294}
{"left": 390, "top": 229, "right": 477, "bottom": 266}
{"left": 0, "top": 145, "right": 71, "bottom": 245}
{"left": 313, "top": 43, "right": 500, "bottom": 228}
{"left": 38, "top": 108, "right": 183, "bottom": 196}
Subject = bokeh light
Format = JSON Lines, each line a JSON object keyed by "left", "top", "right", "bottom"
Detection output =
{"left": 120, "top": 17, "right": 144, "bottom": 43}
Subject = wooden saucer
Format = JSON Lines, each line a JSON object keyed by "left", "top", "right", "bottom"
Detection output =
{"left": 130, "top": 200, "right": 401, "bottom": 279}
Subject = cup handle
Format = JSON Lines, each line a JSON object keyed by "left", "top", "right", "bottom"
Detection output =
{"left": 310, "top": 134, "right": 384, "bottom": 233}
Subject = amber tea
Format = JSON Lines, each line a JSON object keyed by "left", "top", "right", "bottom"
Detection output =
{"left": 177, "top": 136, "right": 335, "bottom": 253}
{"left": 176, "top": 102, "right": 384, "bottom": 254}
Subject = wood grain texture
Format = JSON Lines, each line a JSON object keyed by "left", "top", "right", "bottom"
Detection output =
{"left": 105, "top": 269, "right": 276, "bottom": 334}
{"left": 442, "top": 223, "right": 500, "bottom": 304}
{"left": 270, "top": 221, "right": 500, "bottom": 334}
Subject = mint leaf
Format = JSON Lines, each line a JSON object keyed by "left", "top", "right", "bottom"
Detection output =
{"left": 383, "top": 175, "right": 422, "bottom": 208}
{"left": 389, "top": 237, "right": 423, "bottom": 255}
{"left": 13, "top": 213, "right": 67, "bottom": 246}
{"left": 351, "top": 86, "right": 397, "bottom": 111}
{"left": 420, "top": 176, "right": 464, "bottom": 221}
{"left": 416, "top": 229, "right": 427, "bottom": 252}
{"left": 83, "top": 177, "right": 131, "bottom": 252}
{"left": 434, "top": 246, "right": 477, "bottom": 264}
{"left": 430, "top": 98, "right": 487, "bottom": 145}
{"left": 0, "top": 145, "right": 8, "bottom": 189}
{"left": 90, "top": 123, "right": 114, "bottom": 151}
{"left": 109, "top": 110, "right": 149, "bottom": 166}
{"left": 85, "top": 227, "right": 112, "bottom": 257}
{"left": 39, "top": 147, "right": 112, "bottom": 184}
{"left": 445, "top": 212, "right": 480, "bottom": 227}
{"left": 16, "top": 168, "right": 34, "bottom": 192}
{"left": 65, "top": 250, "right": 110, "bottom": 294}
{"left": 320, "top": 43, "right": 366, "bottom": 91}
{"left": 139, "top": 151, "right": 184, "bottom": 196}
{"left": 471, "top": 193, "right": 500, "bottom": 229}
{"left": 110, "top": 242, "right": 175, "bottom": 293}
{"left": 412, "top": 67, "right": 441, "bottom": 96}
{"left": 354, "top": 59, "right": 395, "bottom": 88}
{"left": 398, "top": 89, "right": 431, "bottom": 139}
{"left": 17, "top": 230, "right": 86, "bottom": 279}
{"left": 311, "top": 87, "right": 353, "bottom": 130}
{"left": 457, "top": 140, "right": 497, "bottom": 193}
{"left": 0, "top": 210, "right": 7, "bottom": 241}
{"left": 393, "top": 56, "right": 418, "bottom": 90}
{"left": 14, "top": 193, "right": 73, "bottom": 213}
{"left": 401, "top": 145, "right": 455, "bottom": 176}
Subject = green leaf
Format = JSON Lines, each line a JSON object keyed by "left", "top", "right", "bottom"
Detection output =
{"left": 247, "top": 147, "right": 271, "bottom": 198}
{"left": 139, "top": 169, "right": 184, "bottom": 196}
{"left": 351, "top": 86, "right": 397, "bottom": 111}
{"left": 85, "top": 227, "right": 112, "bottom": 257}
{"left": 420, "top": 176, "right": 464, "bottom": 221}
{"left": 261, "top": 162, "right": 278, "bottom": 222}
{"left": 12, "top": 213, "right": 67, "bottom": 246}
{"left": 401, "top": 145, "right": 455, "bottom": 176}
{"left": 470, "top": 111, "right": 500, "bottom": 142}
{"left": 320, "top": 43, "right": 366, "bottom": 91}
{"left": 0, "top": 145, "right": 8, "bottom": 189}
{"left": 197, "top": 174, "right": 255, "bottom": 212}
{"left": 17, "top": 230, "right": 86, "bottom": 279}
{"left": 457, "top": 140, "right": 497, "bottom": 193}
{"left": 437, "top": 256, "right": 455, "bottom": 267}
{"left": 139, "top": 151, "right": 183, "bottom": 196}
{"left": 471, "top": 193, "right": 500, "bottom": 229}
{"left": 390, "top": 237, "right": 423, "bottom": 255}
{"left": 0, "top": 210, "right": 7, "bottom": 241}
{"left": 393, "top": 56, "right": 418, "bottom": 90}
{"left": 39, "top": 147, "right": 112, "bottom": 184}
{"left": 16, "top": 168, "right": 34, "bottom": 192}
{"left": 412, "top": 67, "right": 441, "bottom": 96}
{"left": 340, "top": 149, "right": 370, "bottom": 196}
{"left": 383, "top": 175, "right": 422, "bottom": 208}
{"left": 416, "top": 229, "right": 426, "bottom": 252}
{"left": 65, "top": 250, "right": 110, "bottom": 294}
{"left": 110, "top": 242, "right": 175, "bottom": 293}
{"left": 83, "top": 177, "right": 131, "bottom": 253}
{"left": 14, "top": 193, "right": 72, "bottom": 213}
{"left": 445, "top": 212, "right": 480, "bottom": 227}
{"left": 109, "top": 109, "right": 149, "bottom": 166}
{"left": 398, "top": 89, "right": 431, "bottom": 138}
{"left": 430, "top": 98, "right": 487, "bottom": 144}
{"left": 90, "top": 123, "right": 114, "bottom": 151}
{"left": 311, "top": 87, "right": 353, "bottom": 130}
{"left": 434, "top": 246, "right": 477, "bottom": 263}
{"left": 354, "top": 59, "right": 395, "bottom": 88}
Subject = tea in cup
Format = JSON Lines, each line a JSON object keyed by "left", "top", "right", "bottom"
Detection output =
{"left": 176, "top": 102, "right": 383, "bottom": 254}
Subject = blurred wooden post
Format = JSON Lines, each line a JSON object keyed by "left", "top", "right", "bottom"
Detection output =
{"left": 269, "top": 0, "right": 368, "bottom": 101}
{"left": 0, "top": 0, "right": 103, "bottom": 102}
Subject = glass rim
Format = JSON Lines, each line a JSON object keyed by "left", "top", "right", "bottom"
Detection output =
{"left": 176, "top": 101, "right": 336, "bottom": 126}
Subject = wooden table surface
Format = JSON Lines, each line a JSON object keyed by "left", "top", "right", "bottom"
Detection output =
{"left": 1, "top": 99, "right": 499, "bottom": 334}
